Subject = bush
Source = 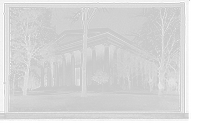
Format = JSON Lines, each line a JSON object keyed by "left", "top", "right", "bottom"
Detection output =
{"left": 92, "top": 69, "right": 111, "bottom": 93}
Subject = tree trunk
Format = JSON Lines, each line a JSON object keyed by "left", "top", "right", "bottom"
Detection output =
{"left": 149, "top": 82, "right": 152, "bottom": 93}
{"left": 81, "top": 8, "right": 89, "bottom": 96}
{"left": 135, "top": 60, "right": 138, "bottom": 88}
{"left": 158, "top": 69, "right": 165, "bottom": 95}
{"left": 166, "top": 79, "right": 170, "bottom": 92}
{"left": 149, "top": 77, "right": 153, "bottom": 92}
{"left": 12, "top": 73, "right": 16, "bottom": 95}
{"left": 50, "top": 61, "right": 53, "bottom": 87}
{"left": 158, "top": 68, "right": 165, "bottom": 95}
{"left": 127, "top": 76, "right": 131, "bottom": 90}
{"left": 158, "top": 15, "right": 165, "bottom": 95}
{"left": 123, "top": 77, "right": 125, "bottom": 90}
{"left": 176, "top": 79, "right": 180, "bottom": 92}
{"left": 23, "top": 61, "right": 30, "bottom": 96}
{"left": 136, "top": 76, "right": 138, "bottom": 88}
{"left": 101, "top": 83, "right": 103, "bottom": 93}
{"left": 23, "top": 69, "right": 29, "bottom": 95}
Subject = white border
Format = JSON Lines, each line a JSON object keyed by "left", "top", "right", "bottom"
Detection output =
{"left": 5, "top": 113, "right": 188, "bottom": 119}
{"left": 4, "top": 3, "right": 185, "bottom": 118}
{"left": 4, "top": 3, "right": 10, "bottom": 113}
{"left": 6, "top": 3, "right": 184, "bottom": 8}
{"left": 180, "top": 5, "right": 185, "bottom": 113}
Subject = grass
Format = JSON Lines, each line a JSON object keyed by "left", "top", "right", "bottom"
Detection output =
{"left": 9, "top": 91, "right": 180, "bottom": 112}
{"left": 115, "top": 90, "right": 180, "bottom": 96}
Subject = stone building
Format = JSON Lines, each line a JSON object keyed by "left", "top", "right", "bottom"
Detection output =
{"left": 41, "top": 28, "right": 156, "bottom": 91}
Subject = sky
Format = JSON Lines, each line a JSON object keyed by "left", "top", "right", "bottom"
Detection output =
{"left": 50, "top": 8, "right": 147, "bottom": 41}
{"left": 31, "top": 8, "right": 145, "bottom": 76}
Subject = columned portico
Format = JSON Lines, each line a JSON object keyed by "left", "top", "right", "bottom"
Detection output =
{"left": 40, "top": 28, "right": 158, "bottom": 92}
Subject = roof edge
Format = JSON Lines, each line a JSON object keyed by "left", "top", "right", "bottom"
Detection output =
{"left": 54, "top": 28, "right": 157, "bottom": 61}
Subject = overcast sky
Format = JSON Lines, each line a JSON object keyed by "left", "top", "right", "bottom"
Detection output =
{"left": 31, "top": 8, "right": 148, "bottom": 76}
{"left": 51, "top": 8, "right": 147, "bottom": 40}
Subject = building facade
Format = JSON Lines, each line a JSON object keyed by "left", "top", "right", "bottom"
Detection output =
{"left": 41, "top": 28, "right": 156, "bottom": 90}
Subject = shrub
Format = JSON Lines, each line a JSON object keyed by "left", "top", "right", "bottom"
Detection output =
{"left": 92, "top": 69, "right": 111, "bottom": 93}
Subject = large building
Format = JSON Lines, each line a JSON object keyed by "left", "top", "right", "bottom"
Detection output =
{"left": 40, "top": 28, "right": 158, "bottom": 92}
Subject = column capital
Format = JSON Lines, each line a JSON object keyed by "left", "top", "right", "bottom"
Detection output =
{"left": 103, "top": 43, "right": 111, "bottom": 47}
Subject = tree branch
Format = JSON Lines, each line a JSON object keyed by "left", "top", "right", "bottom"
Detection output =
{"left": 88, "top": 8, "right": 97, "bottom": 23}
{"left": 74, "top": 9, "right": 82, "bottom": 20}
{"left": 81, "top": 8, "right": 84, "bottom": 22}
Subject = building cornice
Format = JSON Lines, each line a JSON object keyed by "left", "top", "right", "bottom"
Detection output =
{"left": 52, "top": 28, "right": 157, "bottom": 61}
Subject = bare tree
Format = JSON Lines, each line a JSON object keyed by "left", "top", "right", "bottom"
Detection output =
{"left": 115, "top": 52, "right": 134, "bottom": 90}
{"left": 114, "top": 50, "right": 149, "bottom": 91}
{"left": 165, "top": 51, "right": 180, "bottom": 92}
{"left": 10, "top": 8, "right": 54, "bottom": 95}
{"left": 130, "top": 7, "right": 181, "bottom": 93}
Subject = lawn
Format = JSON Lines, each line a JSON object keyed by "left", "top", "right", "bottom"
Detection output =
{"left": 115, "top": 90, "right": 180, "bottom": 96}
{"left": 9, "top": 91, "right": 180, "bottom": 112}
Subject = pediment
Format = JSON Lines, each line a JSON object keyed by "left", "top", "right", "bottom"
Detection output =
{"left": 53, "top": 28, "right": 156, "bottom": 61}
{"left": 58, "top": 28, "right": 107, "bottom": 46}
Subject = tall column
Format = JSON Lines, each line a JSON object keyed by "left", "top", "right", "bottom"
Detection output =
{"left": 113, "top": 47, "right": 118, "bottom": 84}
{"left": 91, "top": 47, "right": 96, "bottom": 86}
{"left": 91, "top": 46, "right": 96, "bottom": 73}
{"left": 71, "top": 52, "right": 75, "bottom": 86}
{"left": 140, "top": 58, "right": 144, "bottom": 87}
{"left": 16, "top": 77, "right": 19, "bottom": 90}
{"left": 104, "top": 43, "right": 110, "bottom": 73}
{"left": 40, "top": 62, "right": 44, "bottom": 87}
{"left": 62, "top": 54, "right": 66, "bottom": 86}
{"left": 47, "top": 63, "right": 51, "bottom": 87}
{"left": 153, "top": 62, "right": 158, "bottom": 89}
{"left": 120, "top": 77, "right": 125, "bottom": 90}
{"left": 54, "top": 62, "right": 59, "bottom": 87}
{"left": 79, "top": 50, "right": 83, "bottom": 86}
{"left": 109, "top": 66, "right": 114, "bottom": 85}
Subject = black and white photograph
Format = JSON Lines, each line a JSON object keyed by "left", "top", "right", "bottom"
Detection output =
{"left": 1, "top": 1, "right": 189, "bottom": 120}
